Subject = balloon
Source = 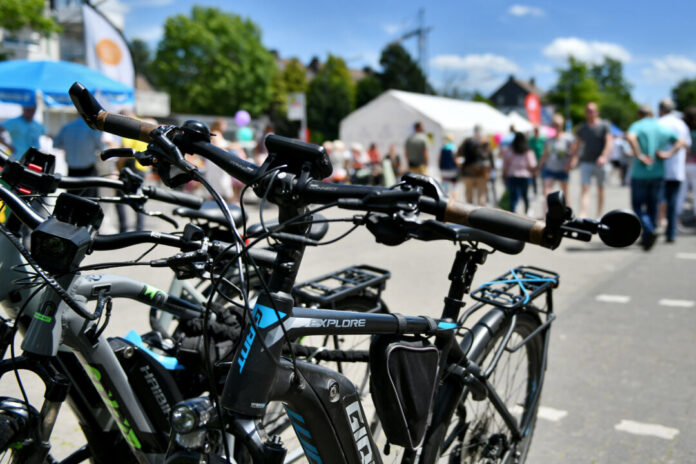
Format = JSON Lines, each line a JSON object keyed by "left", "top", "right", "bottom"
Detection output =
{"left": 234, "top": 110, "right": 251, "bottom": 127}
{"left": 494, "top": 133, "right": 503, "bottom": 145}
{"left": 237, "top": 126, "right": 253, "bottom": 142}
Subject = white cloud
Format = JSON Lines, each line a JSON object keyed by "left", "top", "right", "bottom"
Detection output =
{"left": 431, "top": 54, "right": 520, "bottom": 92}
{"left": 508, "top": 4, "right": 545, "bottom": 17}
{"left": 382, "top": 23, "right": 403, "bottom": 35}
{"left": 642, "top": 55, "right": 696, "bottom": 82}
{"left": 132, "top": 25, "right": 164, "bottom": 43}
{"left": 543, "top": 37, "right": 631, "bottom": 64}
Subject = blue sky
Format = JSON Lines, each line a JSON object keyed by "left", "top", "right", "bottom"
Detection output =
{"left": 112, "top": 0, "right": 696, "bottom": 109}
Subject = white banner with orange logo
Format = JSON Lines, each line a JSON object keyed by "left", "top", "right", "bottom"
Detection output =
{"left": 82, "top": 4, "right": 134, "bottom": 89}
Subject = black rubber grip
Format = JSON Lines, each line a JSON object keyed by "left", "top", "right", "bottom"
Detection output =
{"left": 101, "top": 113, "right": 157, "bottom": 143}
{"left": 143, "top": 186, "right": 203, "bottom": 209}
{"left": 93, "top": 231, "right": 195, "bottom": 251}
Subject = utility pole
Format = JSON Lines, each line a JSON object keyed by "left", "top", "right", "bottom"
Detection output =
{"left": 392, "top": 8, "right": 432, "bottom": 93}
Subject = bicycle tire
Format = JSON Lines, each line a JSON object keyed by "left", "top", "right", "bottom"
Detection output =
{"left": 439, "top": 310, "right": 544, "bottom": 464}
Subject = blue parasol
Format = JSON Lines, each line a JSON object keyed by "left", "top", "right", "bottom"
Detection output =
{"left": 0, "top": 60, "right": 133, "bottom": 107}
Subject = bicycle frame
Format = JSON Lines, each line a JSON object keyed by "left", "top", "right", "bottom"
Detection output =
{"left": 219, "top": 236, "right": 551, "bottom": 464}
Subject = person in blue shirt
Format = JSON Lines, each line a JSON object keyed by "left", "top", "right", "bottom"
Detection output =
{"left": 0, "top": 106, "right": 44, "bottom": 157}
{"left": 626, "top": 105, "right": 686, "bottom": 250}
{"left": 53, "top": 116, "right": 105, "bottom": 197}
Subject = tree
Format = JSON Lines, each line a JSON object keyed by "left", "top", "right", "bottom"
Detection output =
{"left": 355, "top": 74, "right": 382, "bottom": 108}
{"left": 151, "top": 6, "right": 275, "bottom": 115}
{"left": 0, "top": 0, "right": 60, "bottom": 36}
{"left": 130, "top": 39, "right": 154, "bottom": 84}
{"left": 379, "top": 43, "right": 429, "bottom": 93}
{"left": 591, "top": 58, "right": 637, "bottom": 130}
{"left": 547, "top": 57, "right": 602, "bottom": 127}
{"left": 307, "top": 55, "right": 355, "bottom": 143}
{"left": 268, "top": 58, "right": 307, "bottom": 137}
{"left": 672, "top": 78, "right": 696, "bottom": 111}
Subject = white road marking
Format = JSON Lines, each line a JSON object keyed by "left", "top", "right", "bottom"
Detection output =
{"left": 676, "top": 252, "right": 696, "bottom": 260}
{"left": 537, "top": 406, "right": 568, "bottom": 422}
{"left": 596, "top": 294, "right": 631, "bottom": 303}
{"left": 510, "top": 405, "right": 567, "bottom": 422}
{"left": 658, "top": 299, "right": 695, "bottom": 308}
{"left": 614, "top": 420, "right": 679, "bottom": 440}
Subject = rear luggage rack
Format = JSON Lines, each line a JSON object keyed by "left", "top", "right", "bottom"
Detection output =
{"left": 292, "top": 265, "right": 390, "bottom": 310}
{"left": 470, "top": 266, "right": 559, "bottom": 309}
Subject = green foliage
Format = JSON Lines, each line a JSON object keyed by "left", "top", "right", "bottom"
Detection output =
{"left": 672, "top": 78, "right": 696, "bottom": 112}
{"left": 150, "top": 6, "right": 275, "bottom": 116}
{"left": 379, "top": 43, "right": 429, "bottom": 93}
{"left": 268, "top": 58, "right": 307, "bottom": 137}
{"left": 472, "top": 91, "right": 493, "bottom": 106}
{"left": 130, "top": 39, "right": 154, "bottom": 83}
{"left": 355, "top": 74, "right": 382, "bottom": 108}
{"left": 591, "top": 58, "right": 637, "bottom": 130}
{"left": 0, "top": 0, "right": 60, "bottom": 36}
{"left": 547, "top": 57, "right": 602, "bottom": 126}
{"left": 307, "top": 54, "right": 355, "bottom": 142}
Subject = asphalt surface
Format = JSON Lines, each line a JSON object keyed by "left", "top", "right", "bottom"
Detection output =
{"left": 2, "top": 170, "right": 695, "bottom": 463}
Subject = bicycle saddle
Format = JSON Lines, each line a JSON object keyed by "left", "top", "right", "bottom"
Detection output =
{"left": 246, "top": 214, "right": 329, "bottom": 242}
{"left": 174, "top": 201, "right": 247, "bottom": 228}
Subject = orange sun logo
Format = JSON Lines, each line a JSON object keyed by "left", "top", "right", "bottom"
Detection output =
{"left": 95, "top": 39, "right": 122, "bottom": 66}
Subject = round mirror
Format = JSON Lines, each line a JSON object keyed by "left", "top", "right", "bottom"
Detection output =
{"left": 598, "top": 209, "right": 642, "bottom": 247}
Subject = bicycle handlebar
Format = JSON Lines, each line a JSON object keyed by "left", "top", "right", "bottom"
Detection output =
{"left": 141, "top": 186, "right": 203, "bottom": 209}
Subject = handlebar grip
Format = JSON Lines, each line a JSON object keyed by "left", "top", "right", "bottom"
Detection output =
{"left": 444, "top": 199, "right": 551, "bottom": 247}
{"left": 59, "top": 176, "right": 125, "bottom": 190}
{"left": 143, "top": 186, "right": 203, "bottom": 209}
{"left": 69, "top": 82, "right": 157, "bottom": 142}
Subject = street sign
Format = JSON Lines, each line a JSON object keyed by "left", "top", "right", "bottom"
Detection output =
{"left": 287, "top": 92, "right": 306, "bottom": 121}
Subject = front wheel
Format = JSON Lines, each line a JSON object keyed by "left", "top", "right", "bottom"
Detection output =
{"left": 440, "top": 310, "right": 545, "bottom": 464}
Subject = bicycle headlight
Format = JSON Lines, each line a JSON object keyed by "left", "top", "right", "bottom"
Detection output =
{"left": 170, "top": 397, "right": 214, "bottom": 434}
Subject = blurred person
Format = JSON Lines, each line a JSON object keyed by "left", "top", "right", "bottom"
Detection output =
{"left": 367, "top": 142, "right": 383, "bottom": 185}
{"left": 680, "top": 107, "right": 696, "bottom": 221}
{"left": 502, "top": 132, "right": 537, "bottom": 214}
{"left": 385, "top": 144, "right": 403, "bottom": 177}
{"left": 626, "top": 105, "right": 685, "bottom": 250}
{"left": 350, "top": 143, "right": 372, "bottom": 184}
{"left": 609, "top": 134, "right": 631, "bottom": 186}
{"left": 528, "top": 125, "right": 546, "bottom": 195}
{"left": 0, "top": 106, "right": 44, "bottom": 157}
{"left": 657, "top": 98, "right": 691, "bottom": 242}
{"left": 538, "top": 114, "right": 573, "bottom": 210}
{"left": 405, "top": 121, "right": 429, "bottom": 175}
{"left": 115, "top": 110, "right": 153, "bottom": 232}
{"left": 439, "top": 133, "right": 458, "bottom": 198}
{"left": 53, "top": 115, "right": 105, "bottom": 197}
{"left": 458, "top": 125, "right": 491, "bottom": 206}
{"left": 330, "top": 140, "right": 350, "bottom": 183}
{"left": 570, "top": 102, "right": 613, "bottom": 218}
{"left": 206, "top": 118, "right": 235, "bottom": 202}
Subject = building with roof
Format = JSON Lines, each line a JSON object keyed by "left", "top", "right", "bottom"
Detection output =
{"left": 489, "top": 75, "right": 545, "bottom": 116}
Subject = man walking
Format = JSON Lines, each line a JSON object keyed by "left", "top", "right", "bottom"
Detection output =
{"left": 0, "top": 106, "right": 44, "bottom": 157}
{"left": 53, "top": 116, "right": 105, "bottom": 196}
{"left": 570, "top": 102, "right": 613, "bottom": 218}
{"left": 657, "top": 98, "right": 691, "bottom": 242}
{"left": 626, "top": 105, "right": 686, "bottom": 250}
{"left": 405, "top": 121, "right": 429, "bottom": 175}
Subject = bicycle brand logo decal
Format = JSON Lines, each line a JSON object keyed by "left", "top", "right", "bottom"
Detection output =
{"left": 140, "top": 365, "right": 171, "bottom": 416}
{"left": 345, "top": 401, "right": 374, "bottom": 464}
{"left": 307, "top": 318, "right": 367, "bottom": 328}
{"left": 237, "top": 304, "right": 286, "bottom": 374}
{"left": 285, "top": 407, "right": 323, "bottom": 464}
{"left": 140, "top": 284, "right": 165, "bottom": 305}
{"left": 87, "top": 365, "right": 142, "bottom": 450}
{"left": 33, "top": 312, "right": 52, "bottom": 323}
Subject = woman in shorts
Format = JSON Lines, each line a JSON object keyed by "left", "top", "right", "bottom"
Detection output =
{"left": 538, "top": 114, "right": 574, "bottom": 204}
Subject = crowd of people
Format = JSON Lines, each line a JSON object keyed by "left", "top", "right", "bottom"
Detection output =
{"left": 1, "top": 98, "right": 695, "bottom": 251}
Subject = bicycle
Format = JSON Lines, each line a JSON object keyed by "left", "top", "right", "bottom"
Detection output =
{"left": 67, "top": 81, "right": 642, "bottom": 464}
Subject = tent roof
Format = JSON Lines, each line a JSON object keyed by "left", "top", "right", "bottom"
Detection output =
{"left": 385, "top": 89, "right": 515, "bottom": 134}
{"left": 507, "top": 111, "right": 534, "bottom": 132}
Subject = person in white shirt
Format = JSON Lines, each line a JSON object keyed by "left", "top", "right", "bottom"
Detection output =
{"left": 658, "top": 98, "right": 692, "bottom": 242}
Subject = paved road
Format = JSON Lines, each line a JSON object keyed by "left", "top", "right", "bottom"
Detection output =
{"left": 3, "top": 171, "right": 695, "bottom": 462}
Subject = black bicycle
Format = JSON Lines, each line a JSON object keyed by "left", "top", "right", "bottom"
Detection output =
{"left": 62, "top": 83, "right": 642, "bottom": 464}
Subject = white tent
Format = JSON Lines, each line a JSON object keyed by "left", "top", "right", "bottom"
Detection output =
{"left": 340, "top": 89, "right": 521, "bottom": 174}
{"left": 507, "top": 111, "right": 534, "bottom": 133}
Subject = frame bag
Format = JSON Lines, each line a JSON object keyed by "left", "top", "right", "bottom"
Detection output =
{"left": 369, "top": 335, "right": 440, "bottom": 449}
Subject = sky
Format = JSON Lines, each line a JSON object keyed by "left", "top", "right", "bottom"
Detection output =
{"left": 109, "top": 0, "right": 696, "bottom": 109}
